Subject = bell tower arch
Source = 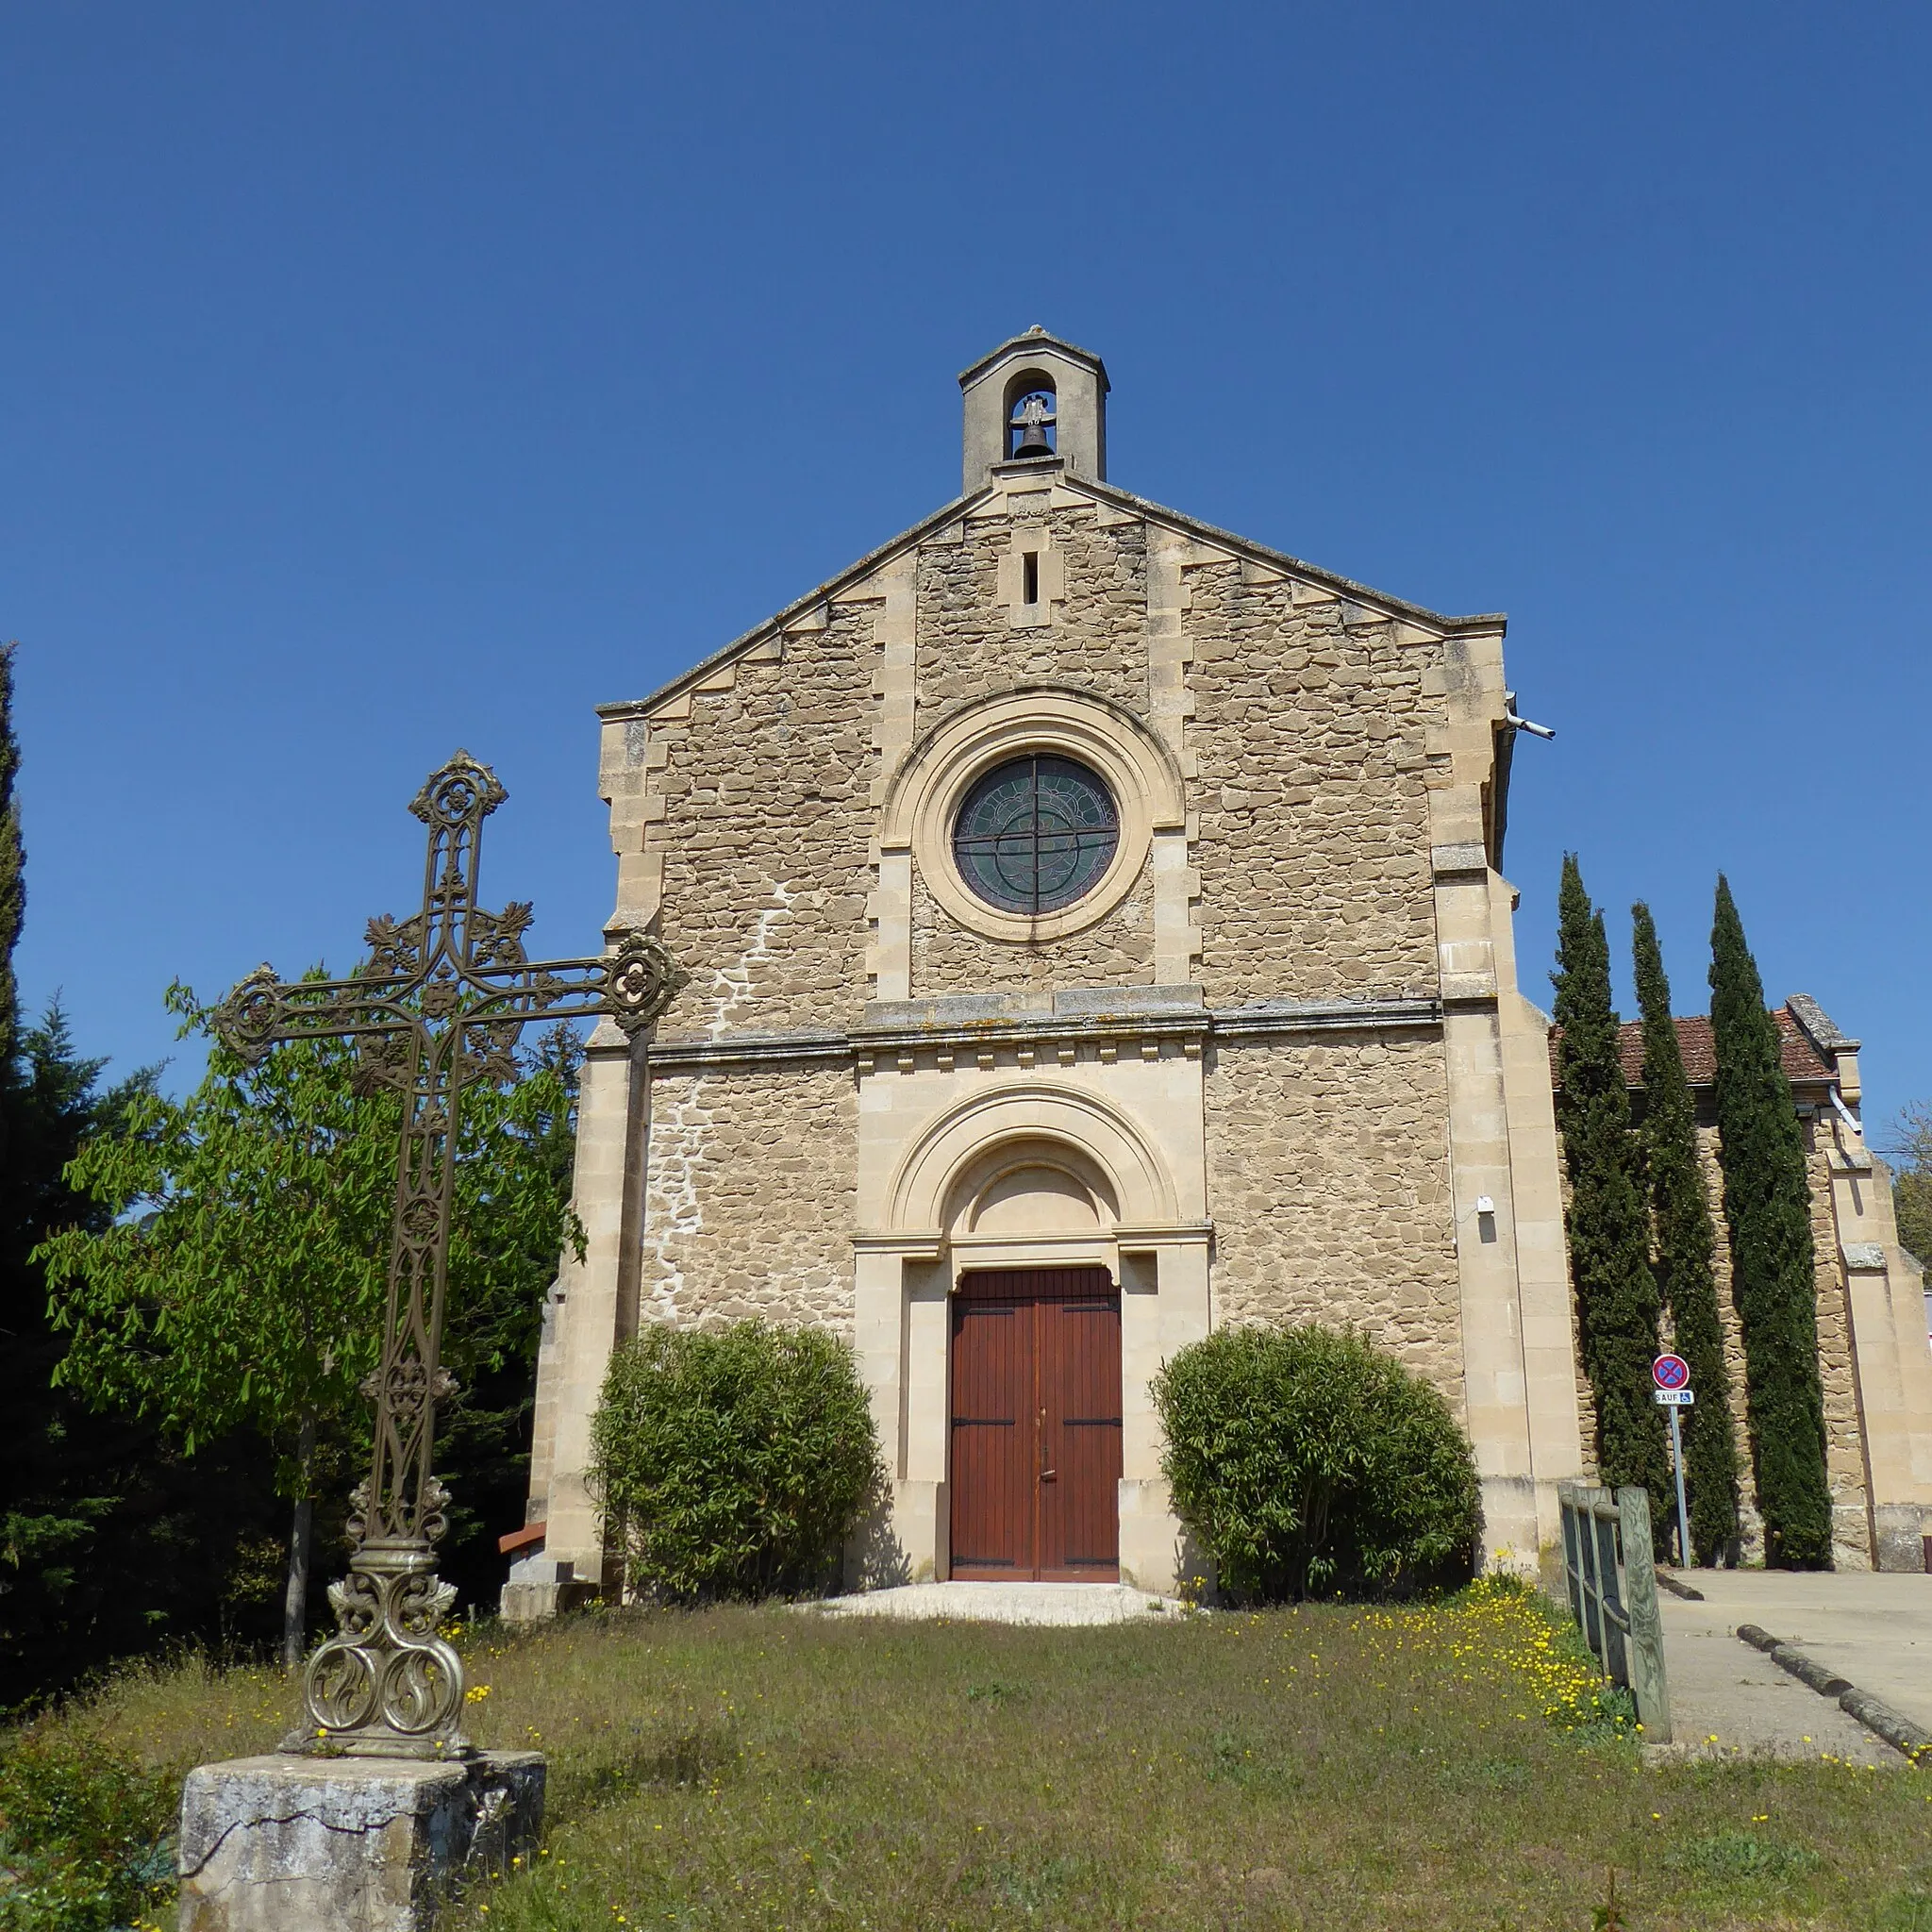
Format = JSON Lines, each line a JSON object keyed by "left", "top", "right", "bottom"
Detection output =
{"left": 958, "top": 326, "right": 1109, "bottom": 493}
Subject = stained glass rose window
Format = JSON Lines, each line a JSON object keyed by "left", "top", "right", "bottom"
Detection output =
{"left": 951, "top": 756, "right": 1120, "bottom": 916}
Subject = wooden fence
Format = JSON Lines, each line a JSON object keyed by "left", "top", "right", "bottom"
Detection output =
{"left": 1557, "top": 1482, "right": 1673, "bottom": 1742}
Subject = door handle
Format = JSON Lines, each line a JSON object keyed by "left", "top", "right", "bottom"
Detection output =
{"left": 1038, "top": 1407, "right": 1055, "bottom": 1482}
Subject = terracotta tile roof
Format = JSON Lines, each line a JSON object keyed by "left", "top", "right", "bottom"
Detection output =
{"left": 1551, "top": 1006, "right": 1836, "bottom": 1092}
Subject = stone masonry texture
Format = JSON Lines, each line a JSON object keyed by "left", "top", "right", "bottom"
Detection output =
{"left": 1188, "top": 564, "right": 1441, "bottom": 1005}
{"left": 1204, "top": 1037, "right": 1464, "bottom": 1410}
{"left": 909, "top": 858, "right": 1155, "bottom": 994}
{"left": 650, "top": 606, "right": 876, "bottom": 1036}
{"left": 641, "top": 1065, "right": 859, "bottom": 1334}
{"left": 914, "top": 508, "right": 1149, "bottom": 717}
{"left": 630, "top": 495, "right": 1469, "bottom": 1370}
{"left": 641, "top": 501, "right": 1452, "bottom": 1023}
{"left": 1688, "top": 1116, "right": 1871, "bottom": 1565}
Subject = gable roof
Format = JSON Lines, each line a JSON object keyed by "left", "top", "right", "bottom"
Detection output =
{"left": 1549, "top": 1005, "right": 1839, "bottom": 1095}
{"left": 958, "top": 327, "right": 1109, "bottom": 391}
{"left": 596, "top": 471, "right": 1508, "bottom": 724}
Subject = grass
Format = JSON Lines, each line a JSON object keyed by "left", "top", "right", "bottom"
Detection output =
{"left": 4, "top": 1579, "right": 1927, "bottom": 1930}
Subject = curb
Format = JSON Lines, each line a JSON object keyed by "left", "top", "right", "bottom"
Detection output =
{"left": 1736, "top": 1624, "right": 1930, "bottom": 1763}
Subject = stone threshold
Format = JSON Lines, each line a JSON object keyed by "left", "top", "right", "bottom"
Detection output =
{"left": 808, "top": 1580, "right": 1190, "bottom": 1626}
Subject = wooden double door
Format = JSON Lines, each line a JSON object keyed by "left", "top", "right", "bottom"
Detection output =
{"left": 949, "top": 1268, "right": 1123, "bottom": 1581}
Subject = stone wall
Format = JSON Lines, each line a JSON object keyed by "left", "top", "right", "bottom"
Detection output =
{"left": 640, "top": 1063, "right": 858, "bottom": 1334}
{"left": 1187, "top": 563, "right": 1441, "bottom": 1005}
{"left": 1683, "top": 1117, "right": 1870, "bottom": 1565}
{"left": 641, "top": 496, "right": 1457, "bottom": 1025}
{"left": 1204, "top": 1034, "right": 1464, "bottom": 1409}
{"left": 649, "top": 609, "right": 876, "bottom": 1036}
{"left": 908, "top": 857, "right": 1155, "bottom": 995}
{"left": 1804, "top": 1126, "right": 1872, "bottom": 1563}
{"left": 914, "top": 508, "right": 1149, "bottom": 717}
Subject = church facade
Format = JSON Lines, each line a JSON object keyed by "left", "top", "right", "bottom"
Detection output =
{"left": 508, "top": 331, "right": 1932, "bottom": 1606}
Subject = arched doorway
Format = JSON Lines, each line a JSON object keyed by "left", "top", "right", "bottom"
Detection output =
{"left": 944, "top": 1150, "right": 1124, "bottom": 1581}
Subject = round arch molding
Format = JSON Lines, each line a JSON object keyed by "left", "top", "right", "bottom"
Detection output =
{"left": 878, "top": 686, "right": 1187, "bottom": 945}
{"left": 887, "top": 1082, "right": 1180, "bottom": 1237}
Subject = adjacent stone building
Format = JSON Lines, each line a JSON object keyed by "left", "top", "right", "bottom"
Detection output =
{"left": 1584, "top": 1000, "right": 1932, "bottom": 1573}
{"left": 506, "top": 331, "right": 1932, "bottom": 1608}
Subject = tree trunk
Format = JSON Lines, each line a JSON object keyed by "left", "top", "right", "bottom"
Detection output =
{"left": 283, "top": 1409, "right": 318, "bottom": 1671}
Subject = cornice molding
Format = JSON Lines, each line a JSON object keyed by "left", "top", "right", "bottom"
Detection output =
{"left": 645, "top": 995, "right": 1446, "bottom": 1074}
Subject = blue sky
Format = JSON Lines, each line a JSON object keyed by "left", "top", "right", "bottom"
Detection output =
{"left": 5, "top": 6, "right": 1928, "bottom": 1126}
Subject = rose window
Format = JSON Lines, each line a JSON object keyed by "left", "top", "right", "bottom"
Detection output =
{"left": 951, "top": 755, "right": 1120, "bottom": 916}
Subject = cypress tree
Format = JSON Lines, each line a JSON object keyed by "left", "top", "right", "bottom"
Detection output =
{"left": 1707, "top": 875, "right": 1833, "bottom": 1567}
{"left": 0, "top": 644, "right": 20, "bottom": 1077}
{"left": 1552, "top": 858, "right": 1671, "bottom": 1523}
{"left": 1631, "top": 903, "right": 1740, "bottom": 1563}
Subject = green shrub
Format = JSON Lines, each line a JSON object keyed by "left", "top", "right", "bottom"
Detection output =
{"left": 0, "top": 1724, "right": 175, "bottom": 1932}
{"left": 590, "top": 1321, "right": 885, "bottom": 1602}
{"left": 1152, "top": 1324, "right": 1479, "bottom": 1601}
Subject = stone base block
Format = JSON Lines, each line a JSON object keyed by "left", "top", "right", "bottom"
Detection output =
{"left": 1874, "top": 1503, "right": 1930, "bottom": 1573}
{"left": 499, "top": 1578, "right": 599, "bottom": 1623}
{"left": 872, "top": 1478, "right": 943, "bottom": 1588}
{"left": 1478, "top": 1474, "right": 1541, "bottom": 1574}
{"left": 177, "top": 1748, "right": 543, "bottom": 1932}
{"left": 1118, "top": 1477, "right": 1193, "bottom": 1597}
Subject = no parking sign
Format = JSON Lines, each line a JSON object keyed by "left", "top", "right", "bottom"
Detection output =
{"left": 1655, "top": 1355, "right": 1695, "bottom": 1565}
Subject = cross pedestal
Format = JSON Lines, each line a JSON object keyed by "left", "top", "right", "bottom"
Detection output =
{"left": 177, "top": 1752, "right": 542, "bottom": 1931}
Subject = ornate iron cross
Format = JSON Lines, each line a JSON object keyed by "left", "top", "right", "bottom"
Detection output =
{"left": 212, "top": 750, "right": 685, "bottom": 1758}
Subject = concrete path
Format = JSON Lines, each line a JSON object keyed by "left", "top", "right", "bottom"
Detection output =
{"left": 1657, "top": 1569, "right": 1932, "bottom": 1765}
{"left": 811, "top": 1581, "right": 1188, "bottom": 1626}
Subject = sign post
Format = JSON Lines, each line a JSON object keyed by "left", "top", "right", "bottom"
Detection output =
{"left": 1652, "top": 1353, "right": 1694, "bottom": 1567}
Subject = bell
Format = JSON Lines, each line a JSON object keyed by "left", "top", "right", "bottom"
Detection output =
{"left": 1009, "top": 393, "right": 1057, "bottom": 459}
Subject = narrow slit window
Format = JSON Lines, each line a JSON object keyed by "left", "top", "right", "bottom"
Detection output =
{"left": 1023, "top": 551, "right": 1040, "bottom": 606}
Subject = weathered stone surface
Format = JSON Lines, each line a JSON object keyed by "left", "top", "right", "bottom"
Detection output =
{"left": 1803, "top": 1125, "right": 1875, "bottom": 1568}
{"left": 1205, "top": 1036, "right": 1464, "bottom": 1403}
{"left": 914, "top": 508, "right": 1149, "bottom": 716}
{"left": 641, "top": 1064, "right": 858, "bottom": 1331}
{"left": 650, "top": 606, "right": 876, "bottom": 1035}
{"left": 909, "top": 857, "right": 1154, "bottom": 994}
{"left": 906, "top": 508, "right": 1158, "bottom": 995}
{"left": 176, "top": 1750, "right": 542, "bottom": 1932}
{"left": 1679, "top": 1118, "right": 1873, "bottom": 1567}
{"left": 1188, "top": 563, "right": 1441, "bottom": 1005}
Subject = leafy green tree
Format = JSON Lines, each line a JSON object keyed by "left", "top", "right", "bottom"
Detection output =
{"left": 1707, "top": 875, "right": 1832, "bottom": 1567}
{"left": 0, "top": 646, "right": 285, "bottom": 1710}
{"left": 1631, "top": 902, "right": 1740, "bottom": 1563}
{"left": 38, "top": 991, "right": 583, "bottom": 1664}
{"left": 1552, "top": 858, "right": 1671, "bottom": 1524}
{"left": 1886, "top": 1104, "right": 1932, "bottom": 1270}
